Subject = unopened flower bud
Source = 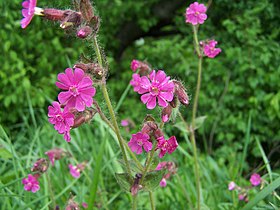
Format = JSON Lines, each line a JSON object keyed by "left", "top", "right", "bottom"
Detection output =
{"left": 174, "top": 80, "right": 189, "bottom": 106}
{"left": 89, "top": 16, "right": 100, "bottom": 33}
{"left": 74, "top": 63, "right": 103, "bottom": 78}
{"left": 31, "top": 158, "right": 49, "bottom": 173}
{"left": 72, "top": 109, "right": 96, "bottom": 128}
{"left": 130, "top": 59, "right": 151, "bottom": 75}
{"left": 130, "top": 173, "right": 143, "bottom": 196}
{"left": 79, "top": 0, "right": 94, "bottom": 22}
{"left": 161, "top": 104, "right": 172, "bottom": 123}
{"left": 43, "top": 8, "right": 66, "bottom": 21}
{"left": 141, "top": 121, "right": 158, "bottom": 135}
{"left": 154, "top": 129, "right": 164, "bottom": 139}
{"left": 77, "top": 26, "right": 92, "bottom": 39}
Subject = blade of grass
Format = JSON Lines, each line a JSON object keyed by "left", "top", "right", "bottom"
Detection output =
{"left": 255, "top": 137, "right": 273, "bottom": 183}
{"left": 87, "top": 128, "right": 107, "bottom": 209}
{"left": 239, "top": 113, "right": 251, "bottom": 177}
{"left": 241, "top": 176, "right": 280, "bottom": 210}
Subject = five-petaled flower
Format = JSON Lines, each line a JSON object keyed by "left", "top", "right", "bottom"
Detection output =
{"left": 22, "top": 174, "right": 40, "bottom": 193}
{"left": 56, "top": 68, "right": 96, "bottom": 112}
{"left": 48, "top": 101, "right": 75, "bottom": 142}
{"left": 21, "top": 0, "right": 43, "bottom": 28}
{"left": 203, "top": 40, "right": 222, "bottom": 58}
{"left": 133, "top": 70, "right": 174, "bottom": 109}
{"left": 250, "top": 173, "right": 261, "bottom": 186}
{"left": 128, "top": 132, "right": 153, "bottom": 154}
{"left": 156, "top": 136, "right": 178, "bottom": 158}
{"left": 185, "top": 2, "right": 207, "bottom": 25}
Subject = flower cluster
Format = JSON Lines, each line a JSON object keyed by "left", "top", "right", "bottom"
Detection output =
{"left": 228, "top": 173, "right": 263, "bottom": 202}
{"left": 156, "top": 161, "right": 177, "bottom": 187}
{"left": 130, "top": 70, "right": 175, "bottom": 109}
{"left": 128, "top": 120, "right": 178, "bottom": 158}
{"left": 48, "top": 68, "right": 96, "bottom": 142}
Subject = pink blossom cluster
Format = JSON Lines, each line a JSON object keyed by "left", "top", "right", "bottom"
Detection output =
{"left": 128, "top": 121, "right": 178, "bottom": 158}
{"left": 130, "top": 70, "right": 175, "bottom": 109}
{"left": 156, "top": 161, "right": 177, "bottom": 187}
{"left": 201, "top": 40, "right": 222, "bottom": 58}
{"left": 228, "top": 173, "right": 263, "bottom": 202}
{"left": 48, "top": 68, "right": 96, "bottom": 142}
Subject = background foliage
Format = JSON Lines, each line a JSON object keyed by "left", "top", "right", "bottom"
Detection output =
{"left": 0, "top": 0, "right": 280, "bottom": 209}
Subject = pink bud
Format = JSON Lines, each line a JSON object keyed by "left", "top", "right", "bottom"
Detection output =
{"left": 77, "top": 26, "right": 92, "bottom": 39}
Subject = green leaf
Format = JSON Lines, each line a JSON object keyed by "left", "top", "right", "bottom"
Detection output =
{"left": 0, "top": 145, "right": 12, "bottom": 159}
{"left": 241, "top": 176, "right": 280, "bottom": 210}
{"left": 118, "top": 159, "right": 143, "bottom": 173}
{"left": 193, "top": 116, "right": 207, "bottom": 130}
{"left": 115, "top": 173, "right": 134, "bottom": 192}
{"left": 142, "top": 170, "right": 165, "bottom": 192}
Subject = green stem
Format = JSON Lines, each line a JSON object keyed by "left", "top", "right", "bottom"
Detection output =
{"left": 190, "top": 26, "right": 203, "bottom": 210}
{"left": 149, "top": 191, "right": 155, "bottom": 210}
{"left": 140, "top": 146, "right": 156, "bottom": 185}
{"left": 92, "top": 36, "right": 131, "bottom": 175}
{"left": 132, "top": 196, "right": 138, "bottom": 210}
{"left": 46, "top": 172, "right": 56, "bottom": 209}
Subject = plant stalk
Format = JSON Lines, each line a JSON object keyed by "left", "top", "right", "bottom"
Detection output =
{"left": 149, "top": 191, "right": 156, "bottom": 210}
{"left": 92, "top": 36, "right": 131, "bottom": 175}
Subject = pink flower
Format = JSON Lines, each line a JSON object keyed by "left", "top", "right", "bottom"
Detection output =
{"left": 185, "top": 2, "right": 207, "bottom": 25}
{"left": 69, "top": 164, "right": 81, "bottom": 178}
{"left": 128, "top": 132, "right": 153, "bottom": 154}
{"left": 130, "top": 73, "right": 143, "bottom": 93}
{"left": 250, "top": 173, "right": 261, "bottom": 186}
{"left": 131, "top": 60, "right": 140, "bottom": 71}
{"left": 82, "top": 202, "right": 88, "bottom": 208}
{"left": 22, "top": 174, "right": 40, "bottom": 193}
{"left": 228, "top": 181, "right": 236, "bottom": 191}
{"left": 56, "top": 68, "right": 96, "bottom": 112}
{"left": 156, "top": 136, "right": 178, "bottom": 158}
{"left": 45, "top": 148, "right": 66, "bottom": 165}
{"left": 21, "top": 0, "right": 43, "bottom": 28}
{"left": 121, "top": 120, "right": 129, "bottom": 127}
{"left": 137, "top": 70, "right": 174, "bottom": 109}
{"left": 48, "top": 101, "right": 74, "bottom": 142}
{"left": 203, "top": 40, "right": 222, "bottom": 58}
{"left": 159, "top": 178, "right": 167, "bottom": 187}
{"left": 238, "top": 194, "right": 245, "bottom": 201}
{"left": 155, "top": 162, "right": 167, "bottom": 170}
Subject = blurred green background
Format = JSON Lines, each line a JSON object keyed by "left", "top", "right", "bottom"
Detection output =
{"left": 1, "top": 0, "right": 279, "bottom": 162}
{"left": 0, "top": 0, "right": 280, "bottom": 209}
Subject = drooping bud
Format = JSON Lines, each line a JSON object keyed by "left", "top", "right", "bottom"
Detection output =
{"left": 72, "top": 109, "right": 97, "bottom": 128}
{"left": 74, "top": 63, "right": 103, "bottom": 78}
{"left": 60, "top": 11, "right": 82, "bottom": 29}
{"left": 173, "top": 80, "right": 189, "bottom": 106}
{"left": 141, "top": 121, "right": 158, "bottom": 136}
{"left": 31, "top": 158, "right": 49, "bottom": 173}
{"left": 79, "top": 0, "right": 94, "bottom": 22}
{"left": 161, "top": 104, "right": 172, "bottom": 123}
{"left": 76, "top": 26, "right": 92, "bottom": 39}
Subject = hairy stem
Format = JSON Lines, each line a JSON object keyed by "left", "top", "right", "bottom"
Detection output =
{"left": 140, "top": 145, "right": 156, "bottom": 185}
{"left": 190, "top": 25, "right": 203, "bottom": 210}
{"left": 149, "top": 191, "right": 156, "bottom": 210}
{"left": 132, "top": 196, "right": 137, "bottom": 210}
{"left": 92, "top": 36, "right": 131, "bottom": 175}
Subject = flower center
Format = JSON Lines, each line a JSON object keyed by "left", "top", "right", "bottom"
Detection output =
{"left": 195, "top": 11, "right": 200, "bottom": 16}
{"left": 151, "top": 86, "right": 159, "bottom": 95}
{"left": 69, "top": 85, "right": 79, "bottom": 96}
{"left": 55, "top": 114, "right": 63, "bottom": 122}
{"left": 137, "top": 140, "right": 143, "bottom": 146}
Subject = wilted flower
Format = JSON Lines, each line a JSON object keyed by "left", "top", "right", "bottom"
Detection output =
{"left": 45, "top": 148, "right": 67, "bottom": 165}
{"left": 250, "top": 173, "right": 261, "bottom": 186}
{"left": 69, "top": 163, "right": 86, "bottom": 178}
{"left": 22, "top": 174, "right": 40, "bottom": 193}
{"left": 48, "top": 101, "right": 75, "bottom": 142}
{"left": 156, "top": 136, "right": 178, "bottom": 158}
{"left": 185, "top": 2, "right": 207, "bottom": 25}
{"left": 56, "top": 68, "right": 96, "bottom": 112}
{"left": 31, "top": 158, "right": 49, "bottom": 173}
{"left": 128, "top": 132, "right": 153, "bottom": 154}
